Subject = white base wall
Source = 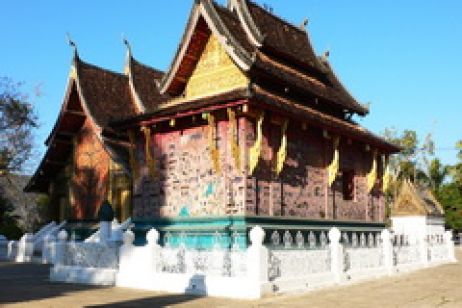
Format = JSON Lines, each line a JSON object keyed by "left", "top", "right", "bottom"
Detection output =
{"left": 270, "top": 272, "right": 335, "bottom": 294}
{"left": 116, "top": 271, "right": 271, "bottom": 299}
{"left": 50, "top": 265, "right": 117, "bottom": 286}
{"left": 391, "top": 215, "right": 446, "bottom": 242}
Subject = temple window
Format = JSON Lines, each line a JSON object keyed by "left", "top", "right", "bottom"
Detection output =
{"left": 342, "top": 169, "right": 355, "bottom": 201}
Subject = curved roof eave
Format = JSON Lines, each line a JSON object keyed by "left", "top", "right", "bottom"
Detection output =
{"left": 44, "top": 73, "right": 78, "bottom": 146}
{"left": 125, "top": 50, "right": 147, "bottom": 114}
{"left": 228, "top": 0, "right": 264, "bottom": 47}
{"left": 317, "top": 57, "right": 369, "bottom": 116}
{"left": 159, "top": 0, "right": 253, "bottom": 96}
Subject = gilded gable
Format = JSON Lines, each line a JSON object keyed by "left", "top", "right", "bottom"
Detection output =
{"left": 185, "top": 35, "right": 248, "bottom": 99}
{"left": 391, "top": 180, "right": 444, "bottom": 216}
{"left": 392, "top": 191, "right": 427, "bottom": 216}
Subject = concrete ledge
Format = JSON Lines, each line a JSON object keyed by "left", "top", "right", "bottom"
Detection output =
{"left": 116, "top": 272, "right": 268, "bottom": 299}
{"left": 50, "top": 265, "right": 116, "bottom": 286}
{"left": 271, "top": 272, "right": 335, "bottom": 294}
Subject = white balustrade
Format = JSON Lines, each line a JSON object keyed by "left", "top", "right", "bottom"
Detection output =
{"left": 48, "top": 225, "right": 457, "bottom": 299}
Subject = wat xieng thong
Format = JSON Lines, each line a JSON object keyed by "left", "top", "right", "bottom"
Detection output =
{"left": 25, "top": 0, "right": 400, "bottom": 247}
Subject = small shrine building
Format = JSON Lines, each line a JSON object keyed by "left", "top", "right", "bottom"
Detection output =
{"left": 391, "top": 179, "right": 446, "bottom": 243}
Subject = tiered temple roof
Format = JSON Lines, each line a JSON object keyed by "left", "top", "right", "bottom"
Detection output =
{"left": 24, "top": 51, "right": 162, "bottom": 192}
{"left": 26, "top": 0, "right": 399, "bottom": 193}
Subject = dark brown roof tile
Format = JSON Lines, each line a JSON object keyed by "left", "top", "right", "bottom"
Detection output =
{"left": 129, "top": 56, "right": 169, "bottom": 111}
{"left": 76, "top": 57, "right": 137, "bottom": 126}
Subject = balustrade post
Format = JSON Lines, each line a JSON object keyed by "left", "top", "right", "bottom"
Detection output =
{"left": 7, "top": 240, "right": 17, "bottom": 260}
{"left": 118, "top": 229, "right": 135, "bottom": 274}
{"left": 16, "top": 233, "right": 34, "bottom": 263}
{"left": 42, "top": 233, "right": 57, "bottom": 264}
{"left": 98, "top": 200, "right": 114, "bottom": 244}
{"left": 328, "top": 227, "right": 343, "bottom": 283}
{"left": 146, "top": 228, "right": 161, "bottom": 273}
{"left": 444, "top": 231, "right": 457, "bottom": 262}
{"left": 55, "top": 230, "right": 68, "bottom": 266}
{"left": 0, "top": 235, "right": 7, "bottom": 260}
{"left": 380, "top": 229, "right": 394, "bottom": 274}
{"left": 419, "top": 233, "right": 429, "bottom": 267}
{"left": 247, "top": 226, "right": 269, "bottom": 292}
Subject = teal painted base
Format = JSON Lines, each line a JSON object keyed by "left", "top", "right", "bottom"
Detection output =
{"left": 132, "top": 215, "right": 386, "bottom": 248}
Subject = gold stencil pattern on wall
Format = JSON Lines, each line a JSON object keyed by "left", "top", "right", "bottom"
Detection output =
{"left": 327, "top": 136, "right": 340, "bottom": 187}
{"left": 127, "top": 128, "right": 138, "bottom": 180}
{"left": 366, "top": 149, "right": 378, "bottom": 193}
{"left": 382, "top": 154, "right": 391, "bottom": 192}
{"left": 185, "top": 35, "right": 248, "bottom": 99}
{"left": 275, "top": 119, "right": 289, "bottom": 176}
{"left": 142, "top": 126, "right": 155, "bottom": 180}
{"left": 208, "top": 113, "right": 220, "bottom": 174}
{"left": 227, "top": 108, "right": 240, "bottom": 170}
{"left": 249, "top": 111, "right": 264, "bottom": 175}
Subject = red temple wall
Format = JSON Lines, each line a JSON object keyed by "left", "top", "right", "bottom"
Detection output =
{"left": 132, "top": 112, "right": 383, "bottom": 223}
{"left": 71, "top": 118, "right": 110, "bottom": 219}
{"left": 243, "top": 117, "right": 384, "bottom": 222}
{"left": 132, "top": 115, "right": 247, "bottom": 219}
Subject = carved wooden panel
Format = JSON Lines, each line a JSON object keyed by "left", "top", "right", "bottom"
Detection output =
{"left": 185, "top": 35, "right": 248, "bottom": 99}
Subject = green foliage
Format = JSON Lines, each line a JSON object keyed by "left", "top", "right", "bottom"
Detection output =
{"left": 0, "top": 77, "right": 38, "bottom": 175}
{"left": 0, "top": 189, "right": 22, "bottom": 239}
{"left": 35, "top": 194, "right": 50, "bottom": 223}
{"left": 382, "top": 129, "right": 462, "bottom": 231}
{"left": 438, "top": 183, "right": 462, "bottom": 230}
{"left": 382, "top": 128, "right": 434, "bottom": 183}
{"left": 425, "top": 158, "right": 449, "bottom": 193}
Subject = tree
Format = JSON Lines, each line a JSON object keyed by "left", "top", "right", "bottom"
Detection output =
{"left": 451, "top": 140, "right": 462, "bottom": 190}
{"left": 382, "top": 128, "right": 435, "bottom": 198}
{"left": 437, "top": 140, "right": 462, "bottom": 231}
{"left": 0, "top": 77, "right": 38, "bottom": 237}
{"left": 0, "top": 77, "right": 38, "bottom": 175}
{"left": 423, "top": 158, "right": 448, "bottom": 194}
{"left": 438, "top": 183, "right": 462, "bottom": 231}
{"left": 0, "top": 187, "right": 22, "bottom": 239}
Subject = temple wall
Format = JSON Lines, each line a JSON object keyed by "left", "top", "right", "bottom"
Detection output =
{"left": 71, "top": 118, "right": 110, "bottom": 219}
{"left": 244, "top": 116, "right": 384, "bottom": 222}
{"left": 131, "top": 113, "right": 383, "bottom": 223}
{"left": 132, "top": 115, "right": 247, "bottom": 219}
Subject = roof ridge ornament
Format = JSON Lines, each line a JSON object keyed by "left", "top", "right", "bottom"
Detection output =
{"left": 66, "top": 32, "right": 78, "bottom": 58}
{"left": 122, "top": 34, "right": 133, "bottom": 57}
{"left": 66, "top": 33, "right": 79, "bottom": 79}
{"left": 122, "top": 34, "right": 132, "bottom": 75}
{"left": 299, "top": 18, "right": 309, "bottom": 31}
{"left": 321, "top": 50, "right": 330, "bottom": 62}
{"left": 229, "top": 0, "right": 264, "bottom": 47}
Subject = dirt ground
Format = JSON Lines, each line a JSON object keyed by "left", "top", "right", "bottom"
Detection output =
{"left": 1, "top": 249, "right": 461, "bottom": 308}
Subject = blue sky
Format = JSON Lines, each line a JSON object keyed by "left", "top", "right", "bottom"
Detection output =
{"left": 1, "top": 0, "right": 461, "bottom": 172}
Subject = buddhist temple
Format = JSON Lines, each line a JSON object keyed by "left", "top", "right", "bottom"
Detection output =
{"left": 391, "top": 180, "right": 445, "bottom": 242}
{"left": 25, "top": 0, "right": 400, "bottom": 246}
